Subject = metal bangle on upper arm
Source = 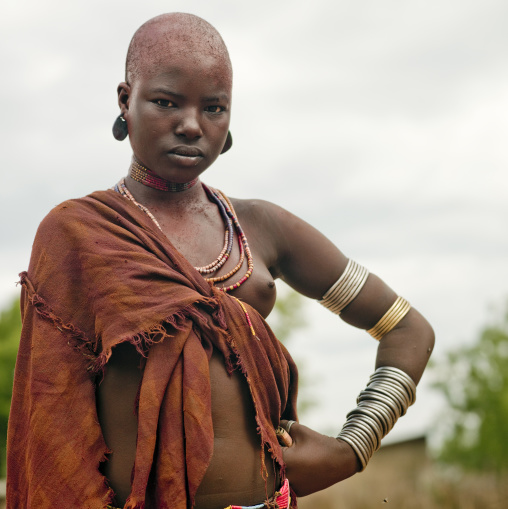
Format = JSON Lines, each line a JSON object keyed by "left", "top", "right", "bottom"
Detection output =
{"left": 367, "top": 296, "right": 411, "bottom": 340}
{"left": 319, "top": 260, "right": 411, "bottom": 341}
{"left": 318, "top": 259, "right": 369, "bottom": 314}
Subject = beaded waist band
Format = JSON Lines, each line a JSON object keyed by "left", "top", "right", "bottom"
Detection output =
{"left": 106, "top": 479, "right": 291, "bottom": 509}
{"left": 225, "top": 478, "right": 291, "bottom": 509}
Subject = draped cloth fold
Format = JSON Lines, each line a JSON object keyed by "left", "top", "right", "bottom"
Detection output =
{"left": 7, "top": 189, "right": 298, "bottom": 509}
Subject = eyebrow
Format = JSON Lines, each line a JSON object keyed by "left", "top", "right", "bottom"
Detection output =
{"left": 149, "top": 88, "right": 229, "bottom": 102}
{"left": 202, "top": 94, "right": 230, "bottom": 102}
{"left": 149, "top": 88, "right": 185, "bottom": 99}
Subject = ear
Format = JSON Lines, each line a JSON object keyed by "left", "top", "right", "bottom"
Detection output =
{"left": 220, "top": 131, "right": 233, "bottom": 154}
{"left": 117, "top": 82, "right": 131, "bottom": 115}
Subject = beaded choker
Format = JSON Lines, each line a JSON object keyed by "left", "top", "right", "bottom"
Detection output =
{"left": 129, "top": 158, "right": 198, "bottom": 192}
{"left": 113, "top": 178, "right": 254, "bottom": 293}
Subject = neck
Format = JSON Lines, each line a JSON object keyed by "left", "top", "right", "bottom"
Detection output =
{"left": 124, "top": 173, "right": 206, "bottom": 212}
{"left": 128, "top": 157, "right": 199, "bottom": 192}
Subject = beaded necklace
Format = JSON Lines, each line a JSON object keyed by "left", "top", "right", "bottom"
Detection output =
{"left": 197, "top": 186, "right": 234, "bottom": 276}
{"left": 129, "top": 158, "right": 198, "bottom": 192}
{"left": 203, "top": 185, "right": 254, "bottom": 292}
{"left": 127, "top": 159, "right": 233, "bottom": 274}
{"left": 113, "top": 178, "right": 254, "bottom": 293}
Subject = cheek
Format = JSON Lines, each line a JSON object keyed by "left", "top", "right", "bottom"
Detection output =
{"left": 128, "top": 112, "right": 166, "bottom": 143}
{"left": 210, "top": 116, "right": 230, "bottom": 139}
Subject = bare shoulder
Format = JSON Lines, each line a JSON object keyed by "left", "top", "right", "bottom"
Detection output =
{"left": 228, "top": 196, "right": 311, "bottom": 234}
{"left": 225, "top": 198, "right": 287, "bottom": 276}
{"left": 228, "top": 197, "right": 288, "bottom": 222}
{"left": 228, "top": 196, "right": 348, "bottom": 297}
{"left": 228, "top": 197, "right": 296, "bottom": 253}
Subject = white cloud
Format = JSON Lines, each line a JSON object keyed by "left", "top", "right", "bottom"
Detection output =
{"left": 1, "top": 0, "right": 508, "bottom": 442}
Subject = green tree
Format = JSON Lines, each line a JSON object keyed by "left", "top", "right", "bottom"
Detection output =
{"left": 267, "top": 284, "right": 315, "bottom": 416}
{"left": 432, "top": 304, "right": 508, "bottom": 473}
{"left": 0, "top": 297, "right": 21, "bottom": 477}
{"left": 267, "top": 285, "right": 306, "bottom": 344}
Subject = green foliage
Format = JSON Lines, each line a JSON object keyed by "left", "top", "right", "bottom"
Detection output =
{"left": 0, "top": 297, "right": 22, "bottom": 477}
{"left": 432, "top": 304, "right": 508, "bottom": 473}
{"left": 267, "top": 285, "right": 316, "bottom": 416}
{"left": 267, "top": 285, "right": 306, "bottom": 344}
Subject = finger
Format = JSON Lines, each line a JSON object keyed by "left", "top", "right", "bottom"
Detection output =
{"left": 285, "top": 420, "right": 296, "bottom": 434}
{"left": 280, "top": 419, "right": 298, "bottom": 436}
{"left": 275, "top": 426, "right": 293, "bottom": 447}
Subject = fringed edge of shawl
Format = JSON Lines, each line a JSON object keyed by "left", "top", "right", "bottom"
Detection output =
{"left": 19, "top": 271, "right": 98, "bottom": 362}
{"left": 17, "top": 272, "right": 131, "bottom": 509}
{"left": 94, "top": 307, "right": 193, "bottom": 373}
{"left": 219, "top": 300, "right": 287, "bottom": 485}
{"left": 93, "top": 295, "right": 226, "bottom": 375}
{"left": 18, "top": 271, "right": 227, "bottom": 377}
{"left": 18, "top": 272, "right": 291, "bottom": 507}
{"left": 101, "top": 461, "right": 118, "bottom": 509}
{"left": 124, "top": 499, "right": 145, "bottom": 509}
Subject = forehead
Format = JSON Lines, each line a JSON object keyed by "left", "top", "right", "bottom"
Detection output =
{"left": 137, "top": 50, "right": 232, "bottom": 91}
{"left": 127, "top": 14, "right": 232, "bottom": 88}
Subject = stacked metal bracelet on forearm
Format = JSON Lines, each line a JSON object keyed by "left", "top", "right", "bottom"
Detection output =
{"left": 336, "top": 366, "right": 416, "bottom": 470}
{"left": 319, "top": 259, "right": 416, "bottom": 470}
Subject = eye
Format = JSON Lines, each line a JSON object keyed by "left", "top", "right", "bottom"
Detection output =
{"left": 205, "top": 105, "right": 225, "bottom": 114}
{"left": 153, "top": 99, "right": 174, "bottom": 108}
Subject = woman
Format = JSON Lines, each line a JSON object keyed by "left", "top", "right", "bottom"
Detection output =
{"left": 7, "top": 12, "right": 434, "bottom": 509}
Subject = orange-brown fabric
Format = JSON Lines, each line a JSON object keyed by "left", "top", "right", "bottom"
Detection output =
{"left": 7, "top": 189, "right": 298, "bottom": 509}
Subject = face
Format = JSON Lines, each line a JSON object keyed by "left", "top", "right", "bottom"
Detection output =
{"left": 118, "top": 53, "right": 231, "bottom": 183}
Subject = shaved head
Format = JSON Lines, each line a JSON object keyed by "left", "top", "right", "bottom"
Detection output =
{"left": 125, "top": 13, "right": 232, "bottom": 86}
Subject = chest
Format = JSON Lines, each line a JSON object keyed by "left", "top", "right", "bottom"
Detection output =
{"left": 153, "top": 203, "right": 278, "bottom": 319}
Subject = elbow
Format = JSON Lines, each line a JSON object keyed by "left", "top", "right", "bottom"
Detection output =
{"left": 408, "top": 306, "right": 435, "bottom": 353}
{"left": 421, "top": 315, "right": 435, "bottom": 358}
{"left": 411, "top": 311, "right": 436, "bottom": 384}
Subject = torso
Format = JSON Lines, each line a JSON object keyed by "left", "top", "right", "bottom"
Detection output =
{"left": 98, "top": 184, "right": 284, "bottom": 508}
{"left": 155, "top": 192, "right": 281, "bottom": 508}
{"left": 194, "top": 351, "right": 279, "bottom": 509}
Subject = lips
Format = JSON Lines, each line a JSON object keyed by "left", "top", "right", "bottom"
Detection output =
{"left": 166, "top": 146, "right": 204, "bottom": 167}
{"left": 169, "top": 146, "right": 204, "bottom": 157}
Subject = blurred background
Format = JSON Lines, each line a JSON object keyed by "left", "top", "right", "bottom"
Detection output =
{"left": 1, "top": 0, "right": 507, "bottom": 507}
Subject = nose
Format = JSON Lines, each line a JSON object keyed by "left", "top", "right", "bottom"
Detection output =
{"left": 175, "top": 108, "right": 203, "bottom": 140}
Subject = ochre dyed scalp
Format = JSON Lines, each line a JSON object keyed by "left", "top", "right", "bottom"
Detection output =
{"left": 125, "top": 13, "right": 232, "bottom": 86}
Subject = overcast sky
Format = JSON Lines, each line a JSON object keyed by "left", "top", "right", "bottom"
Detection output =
{"left": 1, "top": 0, "right": 507, "bottom": 444}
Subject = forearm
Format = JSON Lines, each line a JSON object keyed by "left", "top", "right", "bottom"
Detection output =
{"left": 334, "top": 309, "right": 433, "bottom": 474}
{"left": 282, "top": 311, "right": 434, "bottom": 495}
{"left": 329, "top": 268, "right": 434, "bottom": 383}
{"left": 281, "top": 421, "right": 360, "bottom": 497}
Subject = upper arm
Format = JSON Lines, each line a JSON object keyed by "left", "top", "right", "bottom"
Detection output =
{"left": 264, "top": 202, "right": 401, "bottom": 330}
{"left": 242, "top": 199, "right": 433, "bottom": 383}
{"left": 267, "top": 203, "right": 348, "bottom": 299}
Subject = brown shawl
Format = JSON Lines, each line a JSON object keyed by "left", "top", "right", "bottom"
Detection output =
{"left": 7, "top": 189, "right": 298, "bottom": 509}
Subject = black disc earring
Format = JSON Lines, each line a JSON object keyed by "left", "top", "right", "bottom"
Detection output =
{"left": 220, "top": 131, "right": 233, "bottom": 154}
{"left": 112, "top": 114, "right": 128, "bottom": 141}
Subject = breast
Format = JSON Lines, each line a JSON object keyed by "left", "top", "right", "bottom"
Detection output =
{"left": 208, "top": 241, "right": 277, "bottom": 319}
{"left": 230, "top": 265, "right": 277, "bottom": 319}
